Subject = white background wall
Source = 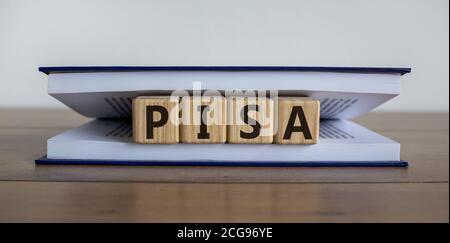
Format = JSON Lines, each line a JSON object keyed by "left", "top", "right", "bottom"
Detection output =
{"left": 0, "top": 0, "right": 448, "bottom": 111}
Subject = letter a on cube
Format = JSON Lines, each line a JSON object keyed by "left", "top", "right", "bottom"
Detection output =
{"left": 274, "top": 97, "right": 320, "bottom": 144}
{"left": 133, "top": 96, "right": 180, "bottom": 144}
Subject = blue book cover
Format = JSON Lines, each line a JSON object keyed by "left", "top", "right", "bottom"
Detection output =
{"left": 39, "top": 66, "right": 411, "bottom": 75}
{"left": 35, "top": 156, "right": 408, "bottom": 167}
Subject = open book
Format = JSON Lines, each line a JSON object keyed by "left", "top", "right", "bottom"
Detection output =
{"left": 37, "top": 66, "right": 410, "bottom": 166}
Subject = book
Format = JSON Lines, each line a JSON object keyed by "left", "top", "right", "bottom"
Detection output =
{"left": 38, "top": 66, "right": 411, "bottom": 167}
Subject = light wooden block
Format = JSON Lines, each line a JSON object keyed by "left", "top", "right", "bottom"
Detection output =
{"left": 227, "top": 97, "right": 274, "bottom": 144}
{"left": 180, "top": 96, "right": 227, "bottom": 143}
{"left": 274, "top": 97, "right": 320, "bottom": 144}
{"left": 132, "top": 96, "right": 180, "bottom": 144}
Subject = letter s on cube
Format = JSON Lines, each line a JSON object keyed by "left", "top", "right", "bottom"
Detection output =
{"left": 227, "top": 96, "right": 275, "bottom": 144}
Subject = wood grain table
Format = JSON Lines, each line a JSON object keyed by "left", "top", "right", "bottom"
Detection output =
{"left": 0, "top": 109, "right": 448, "bottom": 222}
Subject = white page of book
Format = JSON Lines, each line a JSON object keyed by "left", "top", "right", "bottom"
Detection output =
{"left": 47, "top": 120, "right": 400, "bottom": 162}
{"left": 48, "top": 71, "right": 401, "bottom": 94}
{"left": 50, "top": 90, "right": 396, "bottom": 119}
{"left": 47, "top": 71, "right": 401, "bottom": 119}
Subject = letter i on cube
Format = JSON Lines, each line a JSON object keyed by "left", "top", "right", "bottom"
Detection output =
{"left": 180, "top": 96, "right": 227, "bottom": 143}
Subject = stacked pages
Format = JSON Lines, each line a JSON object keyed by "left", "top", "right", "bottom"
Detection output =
{"left": 37, "top": 66, "right": 411, "bottom": 167}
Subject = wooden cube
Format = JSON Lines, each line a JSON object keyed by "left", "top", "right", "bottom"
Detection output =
{"left": 180, "top": 96, "right": 227, "bottom": 143}
{"left": 227, "top": 97, "right": 274, "bottom": 144}
{"left": 274, "top": 97, "right": 320, "bottom": 144}
{"left": 132, "top": 96, "right": 180, "bottom": 144}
